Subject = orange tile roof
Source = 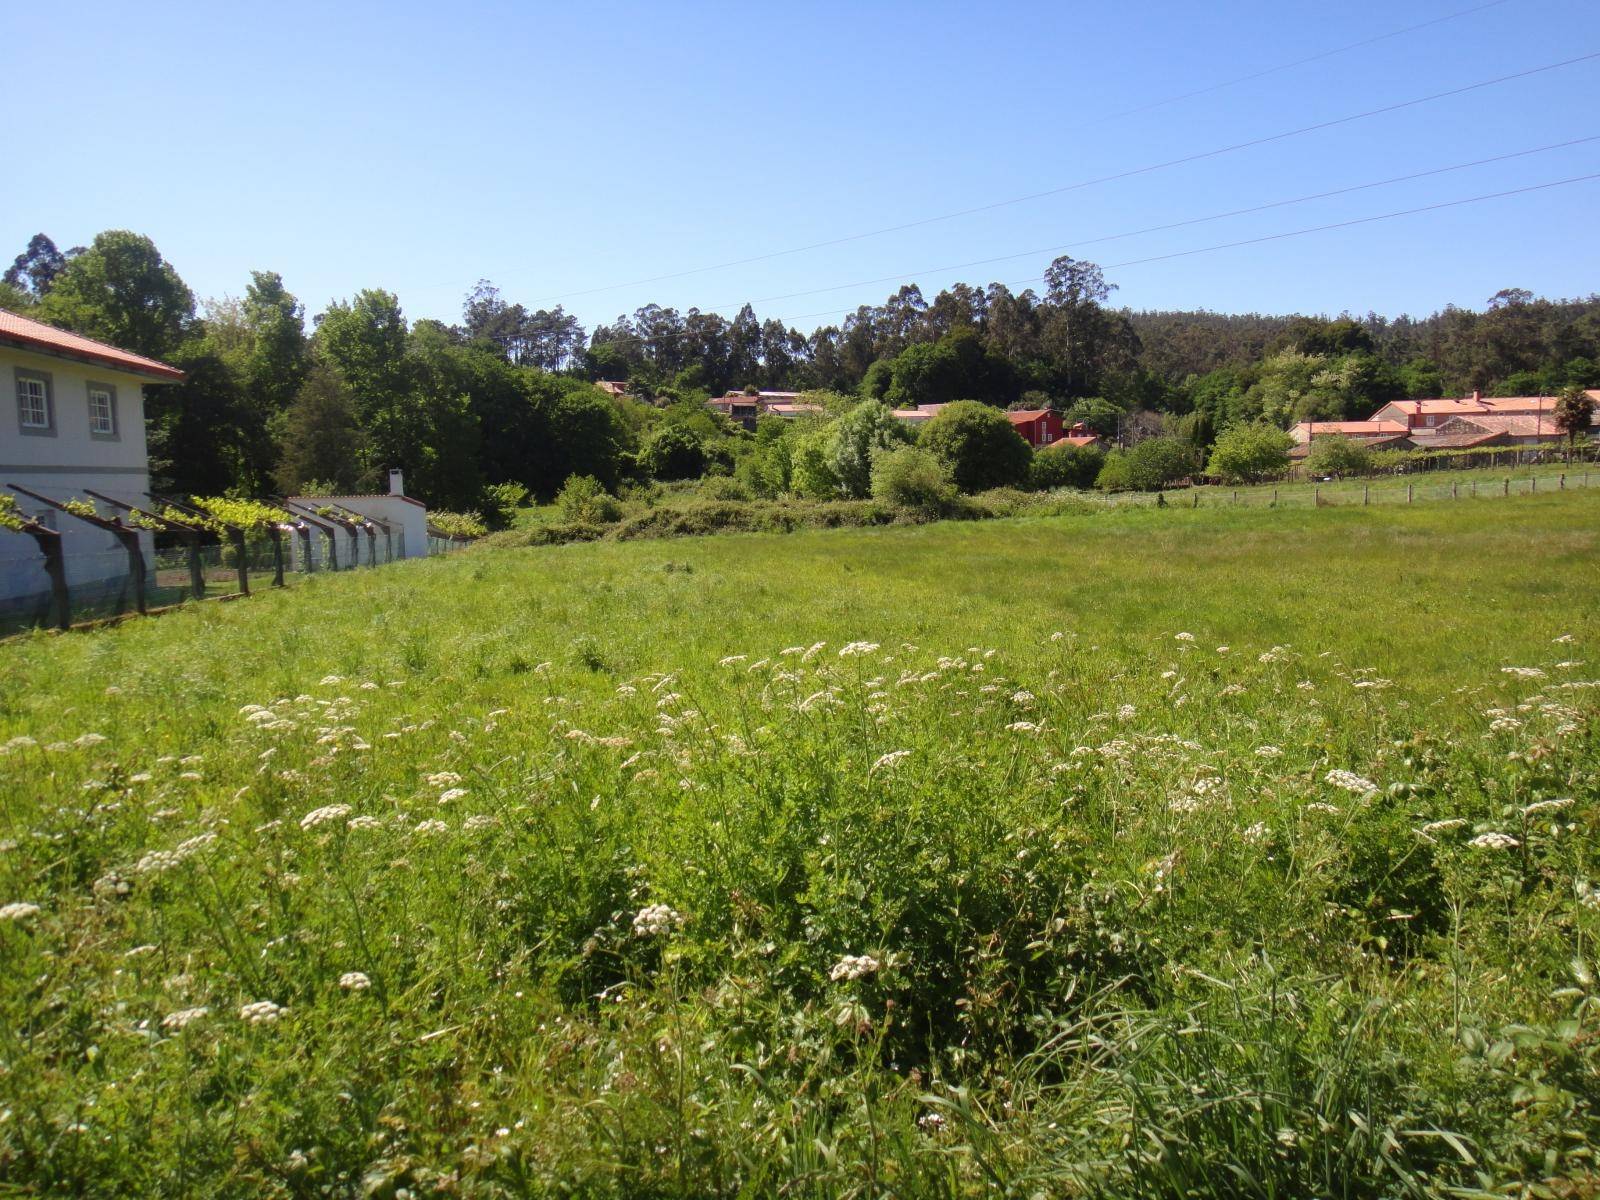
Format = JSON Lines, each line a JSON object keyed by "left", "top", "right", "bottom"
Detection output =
{"left": 1297, "top": 420, "right": 1408, "bottom": 436}
{"left": 0, "top": 308, "right": 185, "bottom": 382}
{"left": 1006, "top": 409, "right": 1051, "bottom": 423}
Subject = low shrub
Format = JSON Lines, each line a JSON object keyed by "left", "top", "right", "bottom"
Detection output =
{"left": 1029, "top": 441, "right": 1105, "bottom": 490}
{"left": 870, "top": 445, "right": 956, "bottom": 515}
{"left": 555, "top": 475, "right": 622, "bottom": 525}
{"left": 699, "top": 476, "right": 753, "bottom": 502}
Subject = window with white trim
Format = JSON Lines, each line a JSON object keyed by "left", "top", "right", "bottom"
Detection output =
{"left": 17, "top": 375, "right": 50, "bottom": 429}
{"left": 88, "top": 386, "right": 116, "bottom": 435}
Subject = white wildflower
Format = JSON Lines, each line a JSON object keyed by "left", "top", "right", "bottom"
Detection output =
{"left": 1522, "top": 797, "right": 1573, "bottom": 817}
{"left": 1010, "top": 690, "right": 1035, "bottom": 706}
{"left": 1005, "top": 721, "right": 1040, "bottom": 733}
{"left": 338, "top": 971, "right": 372, "bottom": 991}
{"left": 871, "top": 750, "right": 911, "bottom": 772}
{"left": 717, "top": 654, "right": 747, "bottom": 666}
{"left": 438, "top": 788, "right": 468, "bottom": 805}
{"left": 829, "top": 954, "right": 881, "bottom": 982}
{"left": 1304, "top": 803, "right": 1341, "bottom": 815}
{"left": 0, "top": 902, "right": 41, "bottom": 922}
{"left": 425, "top": 771, "right": 462, "bottom": 787}
{"left": 1174, "top": 632, "right": 1195, "bottom": 642}
{"left": 1501, "top": 666, "right": 1546, "bottom": 679}
{"left": 346, "top": 814, "right": 383, "bottom": 830}
{"left": 839, "top": 641, "right": 880, "bottom": 658}
{"left": 632, "top": 904, "right": 682, "bottom": 937}
{"left": 239, "top": 1000, "right": 283, "bottom": 1025}
{"left": 161, "top": 1006, "right": 208, "bottom": 1031}
{"left": 1117, "top": 704, "right": 1136, "bottom": 720}
{"left": 413, "top": 819, "right": 448, "bottom": 835}
{"left": 319, "top": 675, "right": 344, "bottom": 686}
{"left": 1325, "top": 769, "right": 1377, "bottom": 795}
{"left": 74, "top": 733, "right": 108, "bottom": 748}
{"left": 1242, "top": 821, "right": 1270, "bottom": 844}
{"left": 1254, "top": 745, "right": 1284, "bottom": 758}
{"left": 1468, "top": 832, "right": 1519, "bottom": 850}
{"left": 299, "top": 803, "right": 352, "bottom": 830}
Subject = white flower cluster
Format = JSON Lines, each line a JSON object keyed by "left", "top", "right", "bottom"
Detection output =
{"left": 839, "top": 641, "right": 880, "bottom": 658}
{"left": 871, "top": 750, "right": 911, "bottom": 772}
{"left": 338, "top": 971, "right": 372, "bottom": 991}
{"left": 1500, "top": 666, "right": 1546, "bottom": 679}
{"left": 438, "top": 788, "right": 469, "bottom": 805}
{"left": 161, "top": 1006, "right": 209, "bottom": 1031}
{"left": 632, "top": 903, "right": 683, "bottom": 937}
{"left": 1325, "top": 769, "right": 1377, "bottom": 795}
{"left": 1468, "top": 832, "right": 1519, "bottom": 850}
{"left": 830, "top": 954, "right": 881, "bottom": 982}
{"left": 0, "top": 901, "right": 41, "bottom": 922}
{"left": 134, "top": 832, "right": 218, "bottom": 876}
{"left": 239, "top": 1000, "right": 283, "bottom": 1025}
{"left": 299, "top": 803, "right": 352, "bottom": 830}
{"left": 1254, "top": 745, "right": 1284, "bottom": 758}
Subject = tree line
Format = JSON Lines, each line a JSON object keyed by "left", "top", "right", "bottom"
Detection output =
{"left": 4, "top": 230, "right": 1596, "bottom": 516}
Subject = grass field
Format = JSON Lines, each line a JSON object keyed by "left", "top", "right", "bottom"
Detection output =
{"left": 2, "top": 491, "right": 1598, "bottom": 1196}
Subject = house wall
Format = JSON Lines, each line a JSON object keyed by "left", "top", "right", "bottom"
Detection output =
{"left": 287, "top": 494, "right": 430, "bottom": 559}
{"left": 1, "top": 346, "right": 156, "bottom": 614}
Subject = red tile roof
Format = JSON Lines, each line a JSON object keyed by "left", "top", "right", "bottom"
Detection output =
{"left": 0, "top": 308, "right": 186, "bottom": 382}
{"left": 1006, "top": 409, "right": 1051, "bottom": 423}
{"left": 1294, "top": 420, "right": 1408, "bottom": 437}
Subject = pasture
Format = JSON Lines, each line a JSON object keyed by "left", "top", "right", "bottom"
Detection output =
{"left": 1, "top": 491, "right": 1597, "bottom": 1196}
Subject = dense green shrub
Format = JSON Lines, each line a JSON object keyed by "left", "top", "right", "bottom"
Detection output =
{"left": 1029, "top": 440, "right": 1105, "bottom": 490}
{"left": 870, "top": 445, "right": 956, "bottom": 514}
{"left": 1205, "top": 422, "right": 1293, "bottom": 483}
{"left": 919, "top": 400, "right": 1033, "bottom": 492}
{"left": 555, "top": 474, "right": 622, "bottom": 524}
{"left": 641, "top": 425, "right": 708, "bottom": 480}
{"left": 1307, "top": 436, "right": 1374, "bottom": 477}
{"left": 1097, "top": 436, "right": 1198, "bottom": 491}
{"left": 699, "top": 475, "right": 752, "bottom": 502}
{"left": 480, "top": 481, "right": 530, "bottom": 530}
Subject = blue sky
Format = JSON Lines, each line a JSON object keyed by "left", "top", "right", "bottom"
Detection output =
{"left": 5, "top": 0, "right": 1597, "bottom": 336}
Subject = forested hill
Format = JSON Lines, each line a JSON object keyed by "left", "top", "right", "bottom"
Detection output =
{"left": 4, "top": 230, "right": 1596, "bottom": 514}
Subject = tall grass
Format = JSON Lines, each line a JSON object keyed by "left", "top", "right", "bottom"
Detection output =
{"left": 0, "top": 492, "right": 1596, "bottom": 1196}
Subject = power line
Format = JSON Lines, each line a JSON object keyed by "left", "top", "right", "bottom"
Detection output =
{"left": 698, "top": 135, "right": 1600, "bottom": 314}
{"left": 767, "top": 172, "right": 1600, "bottom": 326}
{"left": 532, "top": 45, "right": 1597, "bottom": 305}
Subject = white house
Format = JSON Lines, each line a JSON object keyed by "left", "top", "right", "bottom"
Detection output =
{"left": 285, "top": 471, "right": 431, "bottom": 566}
{"left": 1, "top": 309, "right": 185, "bottom": 622}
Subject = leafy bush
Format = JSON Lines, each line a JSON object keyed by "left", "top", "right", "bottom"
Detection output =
{"left": 641, "top": 425, "right": 708, "bottom": 481}
{"left": 1096, "top": 437, "right": 1198, "bottom": 491}
{"left": 1306, "top": 436, "right": 1374, "bottom": 478}
{"left": 555, "top": 475, "right": 622, "bottom": 524}
{"left": 699, "top": 475, "right": 752, "bottom": 502}
{"left": 870, "top": 445, "right": 955, "bottom": 514}
{"left": 480, "top": 481, "right": 530, "bottom": 530}
{"left": 1205, "top": 422, "right": 1293, "bottom": 483}
{"left": 919, "top": 400, "right": 1033, "bottom": 492}
{"left": 429, "top": 509, "right": 489, "bottom": 539}
{"left": 1029, "top": 440, "right": 1105, "bottom": 490}
{"left": 825, "top": 401, "right": 911, "bottom": 498}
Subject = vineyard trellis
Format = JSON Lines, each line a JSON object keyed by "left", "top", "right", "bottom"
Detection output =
{"left": 0, "top": 490, "right": 469, "bottom": 638}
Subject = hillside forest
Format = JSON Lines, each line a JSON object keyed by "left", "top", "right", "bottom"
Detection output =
{"left": 5, "top": 230, "right": 1597, "bottom": 519}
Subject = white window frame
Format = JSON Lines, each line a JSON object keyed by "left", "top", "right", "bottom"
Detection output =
{"left": 15, "top": 369, "right": 54, "bottom": 435}
{"left": 87, "top": 383, "right": 118, "bottom": 438}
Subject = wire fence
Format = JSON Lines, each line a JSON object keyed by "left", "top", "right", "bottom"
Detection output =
{"left": 1, "top": 521, "right": 468, "bottom": 640}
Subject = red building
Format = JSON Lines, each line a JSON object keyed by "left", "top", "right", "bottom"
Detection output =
{"left": 1005, "top": 408, "right": 1065, "bottom": 447}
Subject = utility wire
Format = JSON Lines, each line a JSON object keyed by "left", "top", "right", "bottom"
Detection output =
{"left": 533, "top": 46, "right": 1596, "bottom": 305}
{"left": 699, "top": 135, "right": 1600, "bottom": 314}
{"left": 768, "top": 172, "right": 1600, "bottom": 326}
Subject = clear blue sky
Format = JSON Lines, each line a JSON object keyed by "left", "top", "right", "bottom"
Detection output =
{"left": 6, "top": 0, "right": 1597, "bottom": 336}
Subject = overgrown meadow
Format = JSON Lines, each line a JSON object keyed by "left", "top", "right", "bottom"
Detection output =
{"left": 2, "top": 494, "right": 1598, "bottom": 1197}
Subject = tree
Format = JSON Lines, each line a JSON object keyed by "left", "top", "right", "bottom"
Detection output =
{"left": 1305, "top": 436, "right": 1373, "bottom": 479}
{"left": 35, "top": 231, "right": 194, "bottom": 358}
{"left": 1554, "top": 384, "right": 1596, "bottom": 452}
{"left": 4, "top": 234, "right": 69, "bottom": 298}
{"left": 241, "top": 271, "right": 308, "bottom": 417}
{"left": 825, "top": 401, "right": 910, "bottom": 498}
{"left": 919, "top": 401, "right": 1032, "bottom": 492}
{"left": 1096, "top": 437, "right": 1197, "bottom": 491}
{"left": 276, "top": 367, "right": 366, "bottom": 493}
{"left": 642, "top": 425, "right": 708, "bottom": 481}
{"left": 1205, "top": 423, "right": 1293, "bottom": 484}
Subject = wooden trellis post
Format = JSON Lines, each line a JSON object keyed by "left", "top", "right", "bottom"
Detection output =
{"left": 0, "top": 500, "right": 69, "bottom": 630}
{"left": 86, "top": 489, "right": 208, "bottom": 600}
{"left": 282, "top": 502, "right": 352, "bottom": 570}
{"left": 8, "top": 483, "right": 148, "bottom": 616}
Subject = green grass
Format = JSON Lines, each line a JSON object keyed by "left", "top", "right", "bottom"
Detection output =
{"left": 1, "top": 492, "right": 1598, "bottom": 1196}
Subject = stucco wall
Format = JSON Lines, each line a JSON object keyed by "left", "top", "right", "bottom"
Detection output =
{"left": 2, "top": 347, "right": 156, "bottom": 611}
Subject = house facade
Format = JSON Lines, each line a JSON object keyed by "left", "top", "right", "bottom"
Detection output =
{"left": 1, "top": 310, "right": 184, "bottom": 620}
{"left": 1005, "top": 409, "right": 1064, "bottom": 447}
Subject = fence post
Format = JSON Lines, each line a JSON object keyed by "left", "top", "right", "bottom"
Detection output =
{"left": 269, "top": 527, "right": 286, "bottom": 587}
{"left": 1363, "top": 485, "right": 1369, "bottom": 506}
{"left": 1314, "top": 486, "right": 1320, "bottom": 506}
{"left": 1232, "top": 490, "right": 1238, "bottom": 505}
{"left": 1559, "top": 473, "right": 1565, "bottom": 490}
{"left": 1452, "top": 482, "right": 1457, "bottom": 500}
{"left": 1272, "top": 488, "right": 1278, "bottom": 507}
{"left": 1531, "top": 476, "right": 1537, "bottom": 495}
{"left": 229, "top": 528, "right": 249, "bottom": 596}
{"left": 1407, "top": 483, "right": 1413, "bottom": 504}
